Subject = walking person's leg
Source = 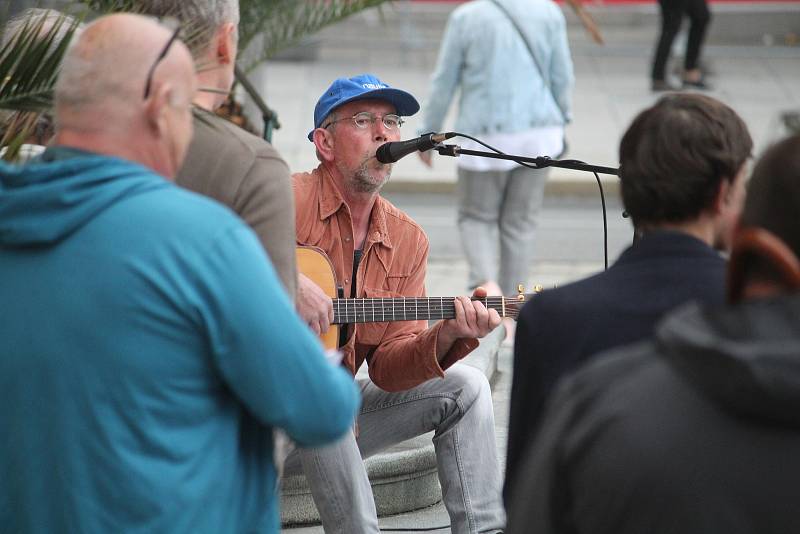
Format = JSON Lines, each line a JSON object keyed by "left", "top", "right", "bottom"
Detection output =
{"left": 682, "top": 0, "right": 711, "bottom": 86}
{"left": 457, "top": 167, "right": 508, "bottom": 293}
{"left": 497, "top": 165, "right": 548, "bottom": 297}
{"left": 651, "top": 0, "right": 686, "bottom": 88}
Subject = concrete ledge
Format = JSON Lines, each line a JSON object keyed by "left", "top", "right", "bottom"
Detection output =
{"left": 280, "top": 326, "right": 506, "bottom": 526}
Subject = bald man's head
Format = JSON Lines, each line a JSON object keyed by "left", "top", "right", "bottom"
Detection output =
{"left": 53, "top": 14, "right": 197, "bottom": 178}
{"left": 55, "top": 14, "right": 194, "bottom": 122}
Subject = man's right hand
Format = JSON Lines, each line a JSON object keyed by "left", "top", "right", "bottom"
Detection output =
{"left": 297, "top": 273, "right": 333, "bottom": 335}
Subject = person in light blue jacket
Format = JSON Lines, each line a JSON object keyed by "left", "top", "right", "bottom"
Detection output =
{"left": 419, "top": 0, "right": 574, "bottom": 318}
{"left": 0, "top": 14, "right": 359, "bottom": 534}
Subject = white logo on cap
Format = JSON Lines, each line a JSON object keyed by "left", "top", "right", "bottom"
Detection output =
{"left": 362, "top": 83, "right": 387, "bottom": 90}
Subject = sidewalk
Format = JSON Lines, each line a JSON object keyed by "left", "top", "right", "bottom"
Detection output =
{"left": 244, "top": 1, "right": 800, "bottom": 197}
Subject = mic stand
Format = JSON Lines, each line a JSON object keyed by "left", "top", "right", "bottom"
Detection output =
{"left": 433, "top": 144, "right": 619, "bottom": 176}
{"left": 433, "top": 142, "right": 621, "bottom": 270}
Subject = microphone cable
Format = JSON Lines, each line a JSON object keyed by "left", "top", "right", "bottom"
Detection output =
{"left": 442, "top": 132, "right": 610, "bottom": 270}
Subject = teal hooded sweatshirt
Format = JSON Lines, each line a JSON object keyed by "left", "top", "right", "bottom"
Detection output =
{"left": 0, "top": 151, "right": 360, "bottom": 533}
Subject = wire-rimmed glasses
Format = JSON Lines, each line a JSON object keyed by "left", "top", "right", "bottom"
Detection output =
{"left": 323, "top": 111, "right": 405, "bottom": 132}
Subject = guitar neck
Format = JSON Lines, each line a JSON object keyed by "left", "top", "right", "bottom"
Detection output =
{"left": 332, "top": 296, "right": 518, "bottom": 324}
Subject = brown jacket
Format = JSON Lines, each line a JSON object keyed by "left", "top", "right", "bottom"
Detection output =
{"left": 294, "top": 165, "right": 477, "bottom": 392}
{"left": 177, "top": 109, "right": 297, "bottom": 299}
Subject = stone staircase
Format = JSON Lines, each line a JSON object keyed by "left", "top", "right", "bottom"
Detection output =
{"left": 273, "top": 1, "right": 800, "bottom": 66}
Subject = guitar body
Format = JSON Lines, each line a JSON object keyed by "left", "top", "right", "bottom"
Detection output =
{"left": 296, "top": 246, "right": 340, "bottom": 350}
{"left": 297, "top": 246, "right": 537, "bottom": 351}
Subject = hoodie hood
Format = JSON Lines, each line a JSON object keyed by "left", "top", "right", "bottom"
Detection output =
{"left": 657, "top": 296, "right": 800, "bottom": 427}
{"left": 0, "top": 153, "right": 169, "bottom": 247}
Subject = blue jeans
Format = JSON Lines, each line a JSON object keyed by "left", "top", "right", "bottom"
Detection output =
{"left": 457, "top": 165, "right": 549, "bottom": 295}
{"left": 284, "top": 364, "right": 505, "bottom": 534}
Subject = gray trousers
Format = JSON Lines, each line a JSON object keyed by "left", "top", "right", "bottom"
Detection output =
{"left": 283, "top": 364, "right": 505, "bottom": 534}
{"left": 457, "top": 165, "right": 549, "bottom": 295}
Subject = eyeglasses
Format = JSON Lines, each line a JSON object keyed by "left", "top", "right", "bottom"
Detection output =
{"left": 143, "top": 24, "right": 182, "bottom": 100}
{"left": 323, "top": 112, "right": 405, "bottom": 131}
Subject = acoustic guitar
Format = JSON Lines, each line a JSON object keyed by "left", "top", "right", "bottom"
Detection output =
{"left": 297, "top": 246, "right": 539, "bottom": 349}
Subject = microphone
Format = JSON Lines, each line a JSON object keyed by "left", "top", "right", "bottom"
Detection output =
{"left": 376, "top": 132, "right": 456, "bottom": 164}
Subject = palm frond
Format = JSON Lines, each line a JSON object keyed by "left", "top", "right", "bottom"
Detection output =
{"left": 1, "top": 0, "right": 394, "bottom": 154}
{"left": 0, "top": 11, "right": 84, "bottom": 161}
{"left": 237, "top": 0, "right": 391, "bottom": 71}
{"left": 0, "top": 11, "right": 82, "bottom": 111}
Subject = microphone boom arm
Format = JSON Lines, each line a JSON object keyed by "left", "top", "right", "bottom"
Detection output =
{"left": 433, "top": 144, "right": 619, "bottom": 176}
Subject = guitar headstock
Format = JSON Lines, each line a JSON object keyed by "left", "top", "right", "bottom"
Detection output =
{"left": 486, "top": 284, "right": 543, "bottom": 320}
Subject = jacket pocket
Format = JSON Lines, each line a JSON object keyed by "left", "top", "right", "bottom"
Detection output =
{"left": 356, "top": 286, "right": 402, "bottom": 346}
{"left": 384, "top": 273, "right": 411, "bottom": 294}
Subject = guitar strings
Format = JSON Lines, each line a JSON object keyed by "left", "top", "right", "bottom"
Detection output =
{"left": 331, "top": 297, "right": 521, "bottom": 322}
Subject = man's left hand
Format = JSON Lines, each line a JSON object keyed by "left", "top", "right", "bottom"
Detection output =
{"left": 437, "top": 286, "right": 501, "bottom": 355}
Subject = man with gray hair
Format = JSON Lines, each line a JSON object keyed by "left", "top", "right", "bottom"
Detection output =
{"left": 134, "top": 0, "right": 298, "bottom": 300}
{"left": 0, "top": 13, "right": 359, "bottom": 533}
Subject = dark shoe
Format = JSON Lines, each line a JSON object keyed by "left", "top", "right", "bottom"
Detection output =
{"left": 682, "top": 78, "right": 712, "bottom": 90}
{"left": 651, "top": 79, "right": 678, "bottom": 92}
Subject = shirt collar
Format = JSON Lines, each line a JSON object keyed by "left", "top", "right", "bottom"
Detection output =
{"left": 315, "top": 164, "right": 392, "bottom": 249}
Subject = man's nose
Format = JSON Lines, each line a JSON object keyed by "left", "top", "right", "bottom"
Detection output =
{"left": 372, "top": 119, "right": 389, "bottom": 142}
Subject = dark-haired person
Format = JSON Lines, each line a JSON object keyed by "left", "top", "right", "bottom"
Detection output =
{"left": 507, "top": 134, "right": 800, "bottom": 534}
{"left": 504, "top": 93, "right": 752, "bottom": 503}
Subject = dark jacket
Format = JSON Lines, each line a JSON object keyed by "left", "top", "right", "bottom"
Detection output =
{"left": 507, "top": 294, "right": 800, "bottom": 534}
{"left": 505, "top": 230, "right": 726, "bottom": 500}
{"left": 177, "top": 109, "right": 297, "bottom": 299}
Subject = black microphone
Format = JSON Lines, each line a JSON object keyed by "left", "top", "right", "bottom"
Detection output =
{"left": 376, "top": 132, "right": 456, "bottom": 164}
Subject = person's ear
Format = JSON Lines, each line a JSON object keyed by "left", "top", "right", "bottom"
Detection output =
{"left": 313, "top": 127, "right": 336, "bottom": 162}
{"left": 712, "top": 177, "right": 733, "bottom": 215}
{"left": 715, "top": 164, "right": 748, "bottom": 214}
{"left": 216, "top": 22, "right": 237, "bottom": 65}
{"left": 144, "top": 82, "right": 173, "bottom": 137}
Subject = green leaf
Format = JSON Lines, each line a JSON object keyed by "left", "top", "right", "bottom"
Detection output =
{"left": 0, "top": 12, "right": 83, "bottom": 111}
{"left": 237, "top": 0, "right": 391, "bottom": 71}
{"left": 1, "top": 0, "right": 393, "bottom": 150}
{"left": 0, "top": 11, "right": 84, "bottom": 151}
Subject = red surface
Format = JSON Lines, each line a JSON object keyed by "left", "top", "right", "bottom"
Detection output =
{"left": 411, "top": 0, "right": 800, "bottom": 3}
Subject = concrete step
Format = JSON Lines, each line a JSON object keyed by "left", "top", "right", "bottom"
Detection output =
{"left": 280, "top": 325, "right": 506, "bottom": 526}
{"left": 275, "top": 0, "right": 800, "bottom": 64}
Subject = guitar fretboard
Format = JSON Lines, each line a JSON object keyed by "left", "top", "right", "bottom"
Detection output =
{"left": 332, "top": 296, "right": 519, "bottom": 324}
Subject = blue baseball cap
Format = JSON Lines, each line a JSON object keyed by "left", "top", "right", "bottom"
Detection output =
{"left": 308, "top": 73, "right": 420, "bottom": 141}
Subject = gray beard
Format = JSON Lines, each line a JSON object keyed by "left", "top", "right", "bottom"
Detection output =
{"left": 349, "top": 160, "right": 391, "bottom": 194}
